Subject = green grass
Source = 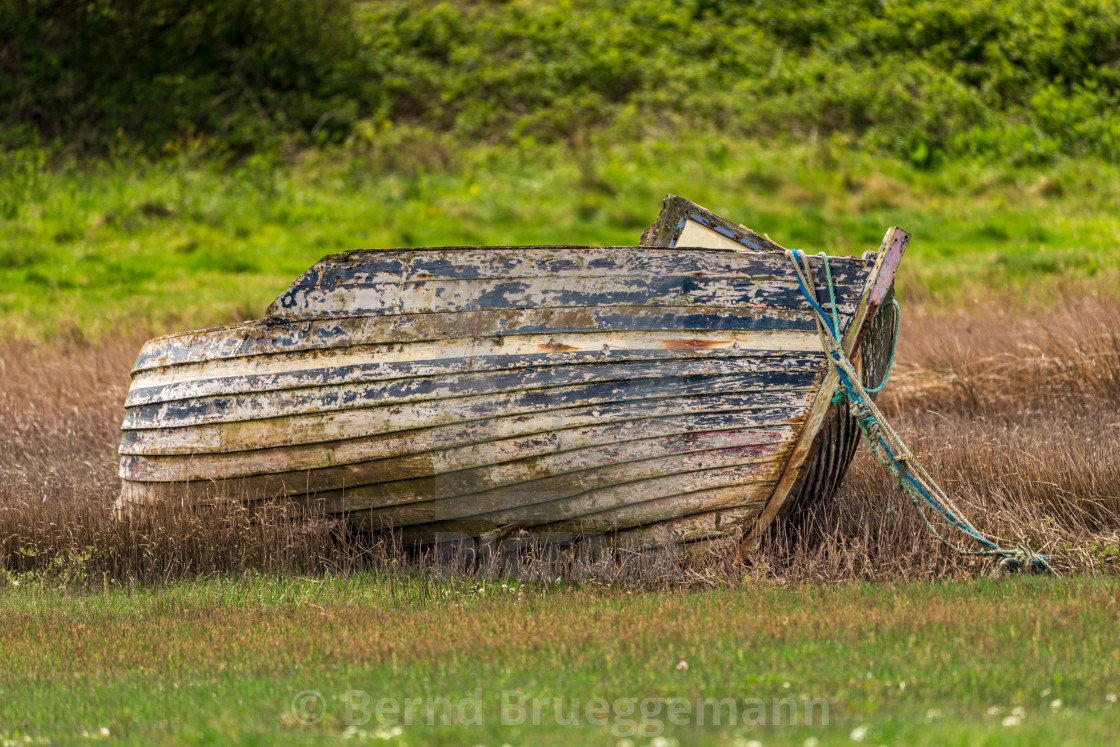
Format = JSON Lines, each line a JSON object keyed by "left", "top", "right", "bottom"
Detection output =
{"left": 4, "top": 138, "right": 1120, "bottom": 339}
{"left": 1, "top": 574, "right": 1116, "bottom": 745}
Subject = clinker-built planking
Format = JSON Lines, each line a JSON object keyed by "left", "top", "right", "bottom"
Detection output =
{"left": 118, "top": 196, "right": 906, "bottom": 554}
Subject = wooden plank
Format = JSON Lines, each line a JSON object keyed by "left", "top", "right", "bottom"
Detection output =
{"left": 533, "top": 482, "right": 772, "bottom": 535}
{"left": 380, "top": 502, "right": 761, "bottom": 550}
{"left": 132, "top": 305, "right": 823, "bottom": 374}
{"left": 122, "top": 409, "right": 798, "bottom": 483}
{"left": 331, "top": 444, "right": 788, "bottom": 525}
{"left": 266, "top": 274, "right": 862, "bottom": 322}
{"left": 351, "top": 456, "right": 788, "bottom": 530}
{"left": 128, "top": 347, "right": 824, "bottom": 405}
{"left": 280, "top": 244, "right": 866, "bottom": 287}
{"left": 124, "top": 364, "right": 821, "bottom": 429}
{"left": 121, "top": 390, "right": 805, "bottom": 463}
{"left": 640, "top": 196, "right": 785, "bottom": 253}
{"left": 156, "top": 378, "right": 812, "bottom": 456}
{"left": 122, "top": 382, "right": 812, "bottom": 456}
{"left": 123, "top": 444, "right": 789, "bottom": 522}
{"left": 129, "top": 329, "right": 823, "bottom": 392}
{"left": 609, "top": 506, "right": 757, "bottom": 550}
{"left": 128, "top": 427, "right": 793, "bottom": 517}
{"left": 851, "top": 227, "right": 909, "bottom": 354}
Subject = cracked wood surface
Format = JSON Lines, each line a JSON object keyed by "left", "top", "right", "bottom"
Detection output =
{"left": 119, "top": 237, "right": 888, "bottom": 548}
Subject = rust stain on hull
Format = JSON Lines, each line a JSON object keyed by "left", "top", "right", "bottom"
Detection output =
{"left": 539, "top": 340, "right": 579, "bottom": 352}
{"left": 662, "top": 338, "right": 728, "bottom": 350}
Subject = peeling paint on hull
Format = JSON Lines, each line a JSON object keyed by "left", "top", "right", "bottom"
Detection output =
{"left": 119, "top": 198, "right": 905, "bottom": 552}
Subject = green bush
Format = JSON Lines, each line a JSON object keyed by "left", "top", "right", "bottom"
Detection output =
{"left": 2, "top": 0, "right": 1120, "bottom": 164}
{"left": 0, "top": 0, "right": 363, "bottom": 152}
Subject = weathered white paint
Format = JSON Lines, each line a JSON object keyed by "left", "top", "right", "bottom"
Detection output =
{"left": 130, "top": 329, "right": 823, "bottom": 391}
{"left": 676, "top": 219, "right": 755, "bottom": 253}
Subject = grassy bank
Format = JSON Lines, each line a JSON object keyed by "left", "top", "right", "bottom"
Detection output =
{"left": 1, "top": 574, "right": 1117, "bottom": 745}
{"left": 4, "top": 139, "right": 1119, "bottom": 339}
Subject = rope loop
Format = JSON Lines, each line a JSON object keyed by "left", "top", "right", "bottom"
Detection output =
{"left": 787, "top": 248, "right": 1053, "bottom": 576}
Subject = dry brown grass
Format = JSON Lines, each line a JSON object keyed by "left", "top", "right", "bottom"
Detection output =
{"left": 2, "top": 289, "right": 1119, "bottom": 587}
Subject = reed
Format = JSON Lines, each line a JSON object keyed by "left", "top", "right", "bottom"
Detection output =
{"left": 3, "top": 289, "right": 1119, "bottom": 588}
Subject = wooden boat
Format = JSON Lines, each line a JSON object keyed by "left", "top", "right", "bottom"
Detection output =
{"left": 118, "top": 196, "right": 907, "bottom": 553}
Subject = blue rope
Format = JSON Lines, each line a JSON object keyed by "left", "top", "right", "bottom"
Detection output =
{"left": 790, "top": 252, "right": 898, "bottom": 394}
{"left": 788, "top": 248, "right": 1051, "bottom": 575}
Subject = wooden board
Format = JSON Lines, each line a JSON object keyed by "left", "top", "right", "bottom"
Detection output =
{"left": 119, "top": 240, "right": 890, "bottom": 544}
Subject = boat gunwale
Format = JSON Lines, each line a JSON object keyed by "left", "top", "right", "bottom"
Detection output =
{"left": 135, "top": 244, "right": 873, "bottom": 349}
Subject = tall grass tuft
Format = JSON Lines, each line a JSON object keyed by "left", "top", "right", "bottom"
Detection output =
{"left": 3, "top": 290, "right": 1120, "bottom": 589}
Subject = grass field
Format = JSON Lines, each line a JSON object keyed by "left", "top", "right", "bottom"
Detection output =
{"left": 3, "top": 575, "right": 1119, "bottom": 745}
{"left": 4, "top": 139, "right": 1120, "bottom": 339}
{"left": 4, "top": 256, "right": 1120, "bottom": 744}
{"left": 6, "top": 1, "right": 1120, "bottom": 743}
{"left": 4, "top": 137, "right": 1120, "bottom": 743}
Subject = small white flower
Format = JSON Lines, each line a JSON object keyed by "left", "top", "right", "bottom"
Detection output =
{"left": 373, "top": 726, "right": 404, "bottom": 739}
{"left": 925, "top": 709, "right": 942, "bottom": 721}
{"left": 1040, "top": 688, "right": 1051, "bottom": 698}
{"left": 1049, "top": 699, "right": 1062, "bottom": 710}
{"left": 616, "top": 740, "right": 634, "bottom": 747}
{"left": 99, "top": 728, "right": 109, "bottom": 738}
{"left": 986, "top": 706, "right": 1001, "bottom": 716}
{"left": 804, "top": 739, "right": 820, "bottom": 747}
{"left": 782, "top": 681, "right": 791, "bottom": 689}
{"left": 1002, "top": 715, "right": 1021, "bottom": 727}
{"left": 11, "top": 581, "right": 18, "bottom": 587}
{"left": 849, "top": 725, "right": 869, "bottom": 742}
{"left": 1012, "top": 706, "right": 1025, "bottom": 717}
{"left": 898, "top": 681, "right": 906, "bottom": 691}
{"left": 676, "top": 659, "right": 688, "bottom": 671}
{"left": 745, "top": 741, "right": 763, "bottom": 747}
{"left": 1107, "top": 693, "right": 1117, "bottom": 704}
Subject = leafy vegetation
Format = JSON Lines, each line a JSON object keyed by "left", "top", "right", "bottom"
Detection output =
{"left": 3, "top": 0, "right": 1120, "bottom": 166}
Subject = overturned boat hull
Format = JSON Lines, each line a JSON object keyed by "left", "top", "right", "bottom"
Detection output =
{"left": 118, "top": 199, "right": 907, "bottom": 552}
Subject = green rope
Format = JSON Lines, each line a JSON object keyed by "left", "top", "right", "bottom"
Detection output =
{"left": 788, "top": 248, "right": 1052, "bottom": 576}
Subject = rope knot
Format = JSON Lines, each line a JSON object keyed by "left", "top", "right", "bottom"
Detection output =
{"left": 996, "top": 546, "right": 1052, "bottom": 576}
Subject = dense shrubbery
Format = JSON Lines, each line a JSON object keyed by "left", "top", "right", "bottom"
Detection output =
{"left": 2, "top": 0, "right": 1120, "bottom": 164}
{"left": 0, "top": 0, "right": 363, "bottom": 152}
